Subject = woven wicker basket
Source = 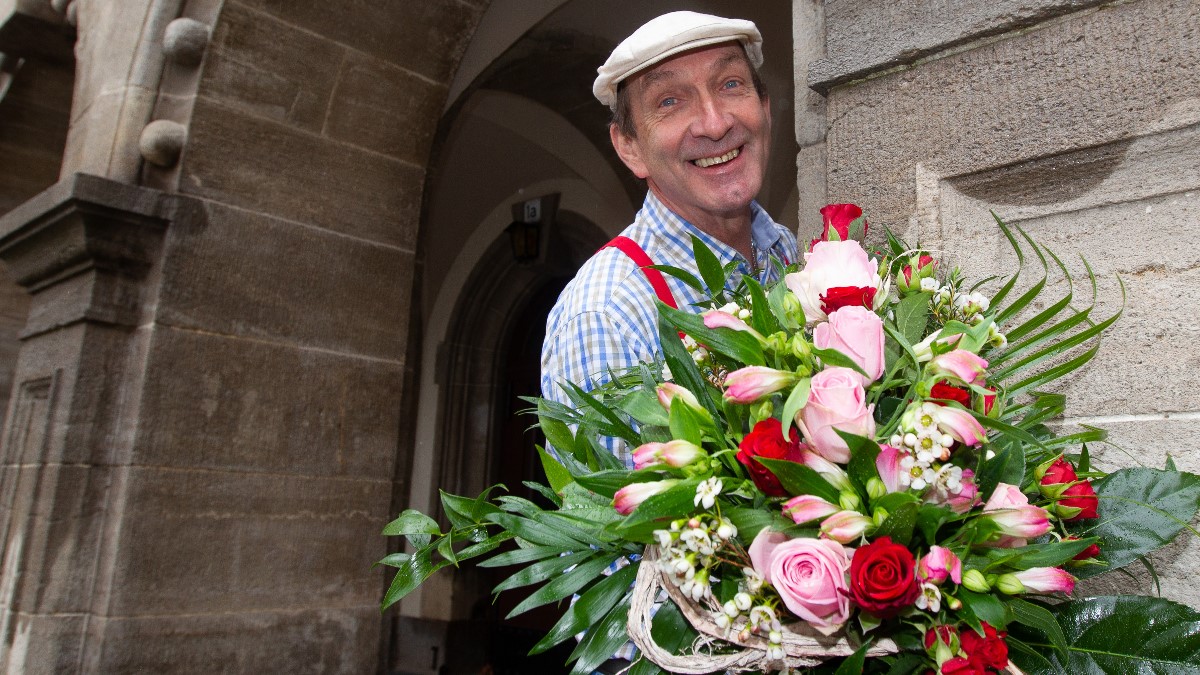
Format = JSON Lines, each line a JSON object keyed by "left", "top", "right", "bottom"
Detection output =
{"left": 626, "top": 546, "right": 1025, "bottom": 674}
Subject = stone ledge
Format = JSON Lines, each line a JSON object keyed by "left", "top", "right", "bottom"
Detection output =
{"left": 807, "top": 0, "right": 1108, "bottom": 93}
{"left": 0, "top": 173, "right": 195, "bottom": 332}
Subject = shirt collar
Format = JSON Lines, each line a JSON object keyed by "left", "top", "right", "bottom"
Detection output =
{"left": 641, "top": 191, "right": 778, "bottom": 269}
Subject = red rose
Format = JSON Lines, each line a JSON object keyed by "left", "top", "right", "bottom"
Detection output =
{"left": 1060, "top": 481, "right": 1099, "bottom": 519}
{"left": 821, "top": 203, "right": 865, "bottom": 240}
{"left": 930, "top": 381, "right": 971, "bottom": 407}
{"left": 924, "top": 624, "right": 958, "bottom": 650}
{"left": 961, "top": 622, "right": 1008, "bottom": 672}
{"left": 903, "top": 254, "right": 935, "bottom": 284}
{"left": 1041, "top": 458, "right": 1077, "bottom": 484}
{"left": 737, "top": 418, "right": 805, "bottom": 497}
{"left": 940, "top": 657, "right": 985, "bottom": 675}
{"left": 1067, "top": 536, "right": 1101, "bottom": 561}
{"left": 820, "top": 285, "right": 877, "bottom": 314}
{"left": 1040, "top": 459, "right": 1098, "bottom": 520}
{"left": 848, "top": 536, "right": 920, "bottom": 617}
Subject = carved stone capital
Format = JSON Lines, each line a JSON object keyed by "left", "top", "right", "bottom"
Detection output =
{"left": 0, "top": 173, "right": 191, "bottom": 334}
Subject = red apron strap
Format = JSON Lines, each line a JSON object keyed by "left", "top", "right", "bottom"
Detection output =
{"left": 603, "top": 236, "right": 678, "bottom": 309}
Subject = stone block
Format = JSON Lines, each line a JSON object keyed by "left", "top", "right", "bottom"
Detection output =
{"left": 90, "top": 605, "right": 381, "bottom": 674}
{"left": 181, "top": 96, "right": 423, "bottom": 248}
{"left": 107, "top": 465, "right": 391, "bottom": 616}
{"left": 201, "top": 1, "right": 342, "bottom": 133}
{"left": 231, "top": 0, "right": 483, "bottom": 82}
{"left": 809, "top": 0, "right": 1108, "bottom": 91}
{"left": 157, "top": 201, "right": 413, "bottom": 360}
{"left": 133, "top": 326, "right": 403, "bottom": 478}
{"left": 62, "top": 85, "right": 156, "bottom": 181}
{"left": 324, "top": 50, "right": 445, "bottom": 165}
{"left": 824, "top": 0, "right": 1200, "bottom": 227}
{"left": 0, "top": 612, "right": 85, "bottom": 672}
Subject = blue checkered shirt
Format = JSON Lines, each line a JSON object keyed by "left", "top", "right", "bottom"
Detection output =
{"left": 541, "top": 191, "right": 799, "bottom": 466}
{"left": 541, "top": 192, "right": 797, "bottom": 663}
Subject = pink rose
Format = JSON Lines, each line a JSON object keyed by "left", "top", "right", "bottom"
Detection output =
{"left": 813, "top": 306, "right": 885, "bottom": 385}
{"left": 981, "top": 483, "right": 1052, "bottom": 547}
{"left": 798, "top": 367, "right": 876, "bottom": 463}
{"left": 749, "top": 530, "right": 852, "bottom": 633}
{"left": 785, "top": 240, "right": 883, "bottom": 324}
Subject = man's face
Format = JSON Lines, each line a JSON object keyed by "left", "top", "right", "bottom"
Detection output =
{"left": 611, "top": 44, "right": 771, "bottom": 229}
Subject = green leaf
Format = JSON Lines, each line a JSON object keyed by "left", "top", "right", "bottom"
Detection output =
{"left": 769, "top": 277, "right": 802, "bottom": 330}
{"left": 839, "top": 430, "right": 881, "bottom": 497}
{"left": 1009, "top": 598, "right": 1068, "bottom": 660}
{"left": 529, "top": 561, "right": 638, "bottom": 654}
{"left": 874, "top": 500, "right": 918, "bottom": 546}
{"left": 976, "top": 440, "right": 1025, "bottom": 500}
{"left": 726, "top": 506, "right": 798, "bottom": 543}
{"left": 574, "top": 470, "right": 657, "bottom": 499}
{"left": 565, "top": 382, "right": 640, "bottom": 444}
{"left": 744, "top": 277, "right": 782, "bottom": 336}
{"left": 479, "top": 544, "right": 571, "bottom": 568}
{"left": 812, "top": 346, "right": 869, "bottom": 378}
{"left": 983, "top": 538, "right": 1099, "bottom": 571}
{"left": 657, "top": 311, "right": 720, "bottom": 421}
{"left": 620, "top": 388, "right": 671, "bottom": 427}
{"left": 1067, "top": 467, "right": 1200, "bottom": 579}
{"left": 537, "top": 446, "right": 574, "bottom": 494}
{"left": 1009, "top": 596, "right": 1200, "bottom": 675}
{"left": 916, "top": 503, "right": 953, "bottom": 544}
{"left": 660, "top": 303, "right": 766, "bottom": 366}
{"left": 833, "top": 641, "right": 871, "bottom": 675}
{"left": 488, "top": 511, "right": 591, "bottom": 548}
{"left": 614, "top": 479, "right": 703, "bottom": 542}
{"left": 757, "top": 458, "right": 841, "bottom": 504}
{"left": 568, "top": 592, "right": 633, "bottom": 675}
{"left": 780, "top": 377, "right": 811, "bottom": 442}
{"left": 691, "top": 234, "right": 727, "bottom": 294}
{"left": 382, "top": 542, "right": 449, "bottom": 609}
{"left": 894, "top": 292, "right": 932, "bottom": 346}
{"left": 507, "top": 552, "right": 622, "bottom": 619}
{"left": 381, "top": 509, "right": 441, "bottom": 548}
{"left": 668, "top": 396, "right": 704, "bottom": 445}
{"left": 957, "top": 589, "right": 1011, "bottom": 630}
{"left": 492, "top": 549, "right": 594, "bottom": 593}
{"left": 646, "top": 264, "right": 705, "bottom": 294}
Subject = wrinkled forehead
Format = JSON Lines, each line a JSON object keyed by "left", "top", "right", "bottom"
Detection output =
{"left": 622, "top": 42, "right": 751, "bottom": 95}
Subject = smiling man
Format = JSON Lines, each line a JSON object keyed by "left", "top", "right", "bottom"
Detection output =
{"left": 540, "top": 11, "right": 799, "bottom": 466}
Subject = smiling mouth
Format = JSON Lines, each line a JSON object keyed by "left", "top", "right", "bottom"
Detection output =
{"left": 692, "top": 147, "right": 740, "bottom": 168}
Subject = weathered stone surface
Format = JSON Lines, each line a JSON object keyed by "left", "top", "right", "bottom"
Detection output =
{"left": 61, "top": 84, "right": 156, "bottom": 182}
{"left": 810, "top": 0, "right": 1108, "bottom": 91}
{"left": 824, "top": 0, "right": 1200, "bottom": 228}
{"left": 157, "top": 201, "right": 413, "bottom": 359}
{"left": 232, "top": 0, "right": 484, "bottom": 82}
{"left": 133, "top": 326, "right": 404, "bottom": 477}
{"left": 2, "top": 613, "right": 84, "bottom": 672}
{"left": 91, "top": 606, "right": 381, "bottom": 674}
{"left": 181, "top": 96, "right": 423, "bottom": 248}
{"left": 0, "top": 56, "right": 72, "bottom": 213}
{"left": 200, "top": 1, "right": 341, "bottom": 133}
{"left": 324, "top": 50, "right": 445, "bottom": 164}
{"left": 107, "top": 465, "right": 390, "bottom": 615}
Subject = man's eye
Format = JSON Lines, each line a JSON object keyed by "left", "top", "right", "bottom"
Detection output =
{"left": 722, "top": 80, "right": 740, "bottom": 90}
{"left": 659, "top": 97, "right": 677, "bottom": 108}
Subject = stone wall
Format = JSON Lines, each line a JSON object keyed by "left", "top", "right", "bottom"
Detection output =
{"left": 797, "top": 0, "right": 1200, "bottom": 606}
{"left": 0, "top": 0, "right": 489, "bottom": 672}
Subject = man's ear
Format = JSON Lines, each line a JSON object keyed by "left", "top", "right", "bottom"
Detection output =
{"left": 610, "top": 123, "right": 649, "bottom": 179}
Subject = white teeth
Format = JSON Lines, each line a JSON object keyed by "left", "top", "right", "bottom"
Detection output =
{"left": 693, "top": 148, "right": 740, "bottom": 168}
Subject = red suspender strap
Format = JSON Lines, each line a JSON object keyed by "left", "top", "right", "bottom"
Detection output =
{"left": 603, "top": 236, "right": 678, "bottom": 309}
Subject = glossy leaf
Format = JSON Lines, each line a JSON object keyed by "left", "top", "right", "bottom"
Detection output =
{"left": 479, "top": 544, "right": 571, "bottom": 568}
{"left": 660, "top": 303, "right": 765, "bottom": 366}
{"left": 568, "top": 592, "right": 633, "bottom": 675}
{"left": 691, "top": 234, "right": 726, "bottom": 295}
{"left": 529, "top": 562, "right": 638, "bottom": 654}
{"left": 894, "top": 291, "right": 932, "bottom": 346}
{"left": 657, "top": 311, "right": 720, "bottom": 420}
{"left": 507, "top": 552, "right": 622, "bottom": 618}
{"left": 874, "top": 501, "right": 918, "bottom": 546}
{"left": 780, "top": 377, "right": 811, "bottom": 442}
{"left": 1010, "top": 596, "right": 1200, "bottom": 674}
{"left": 1067, "top": 467, "right": 1200, "bottom": 579}
{"left": 381, "top": 509, "right": 441, "bottom": 548}
{"left": 757, "top": 458, "right": 841, "bottom": 504}
{"left": 492, "top": 549, "right": 594, "bottom": 593}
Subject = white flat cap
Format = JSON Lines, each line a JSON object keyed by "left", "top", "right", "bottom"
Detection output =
{"left": 593, "top": 11, "right": 763, "bottom": 110}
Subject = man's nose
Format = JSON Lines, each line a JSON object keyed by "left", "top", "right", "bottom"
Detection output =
{"left": 690, "top": 93, "right": 734, "bottom": 140}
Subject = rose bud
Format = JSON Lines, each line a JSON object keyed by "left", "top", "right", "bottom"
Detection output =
{"left": 981, "top": 483, "right": 1052, "bottom": 546}
{"left": 929, "top": 380, "right": 971, "bottom": 407}
{"left": 631, "top": 439, "right": 703, "bottom": 470}
{"left": 927, "top": 349, "right": 989, "bottom": 387}
{"left": 997, "top": 567, "right": 1076, "bottom": 595}
{"left": 819, "top": 510, "right": 873, "bottom": 544}
{"left": 816, "top": 203, "right": 866, "bottom": 245}
{"left": 723, "top": 366, "right": 799, "bottom": 404}
{"left": 656, "top": 382, "right": 701, "bottom": 412}
{"left": 612, "top": 480, "right": 679, "bottom": 515}
{"left": 737, "top": 418, "right": 806, "bottom": 497}
{"left": 1066, "top": 536, "right": 1102, "bottom": 562}
{"left": 782, "top": 494, "right": 840, "bottom": 525}
{"left": 1038, "top": 458, "right": 1099, "bottom": 520}
{"left": 899, "top": 254, "right": 936, "bottom": 294}
{"left": 813, "top": 306, "right": 886, "bottom": 385}
{"left": 918, "top": 546, "right": 963, "bottom": 585}
{"left": 798, "top": 366, "right": 876, "bottom": 463}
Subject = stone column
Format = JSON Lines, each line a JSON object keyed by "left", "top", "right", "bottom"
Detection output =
{"left": 0, "top": 173, "right": 184, "bottom": 672}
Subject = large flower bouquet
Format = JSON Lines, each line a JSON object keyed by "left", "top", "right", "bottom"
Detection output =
{"left": 381, "top": 205, "right": 1200, "bottom": 674}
